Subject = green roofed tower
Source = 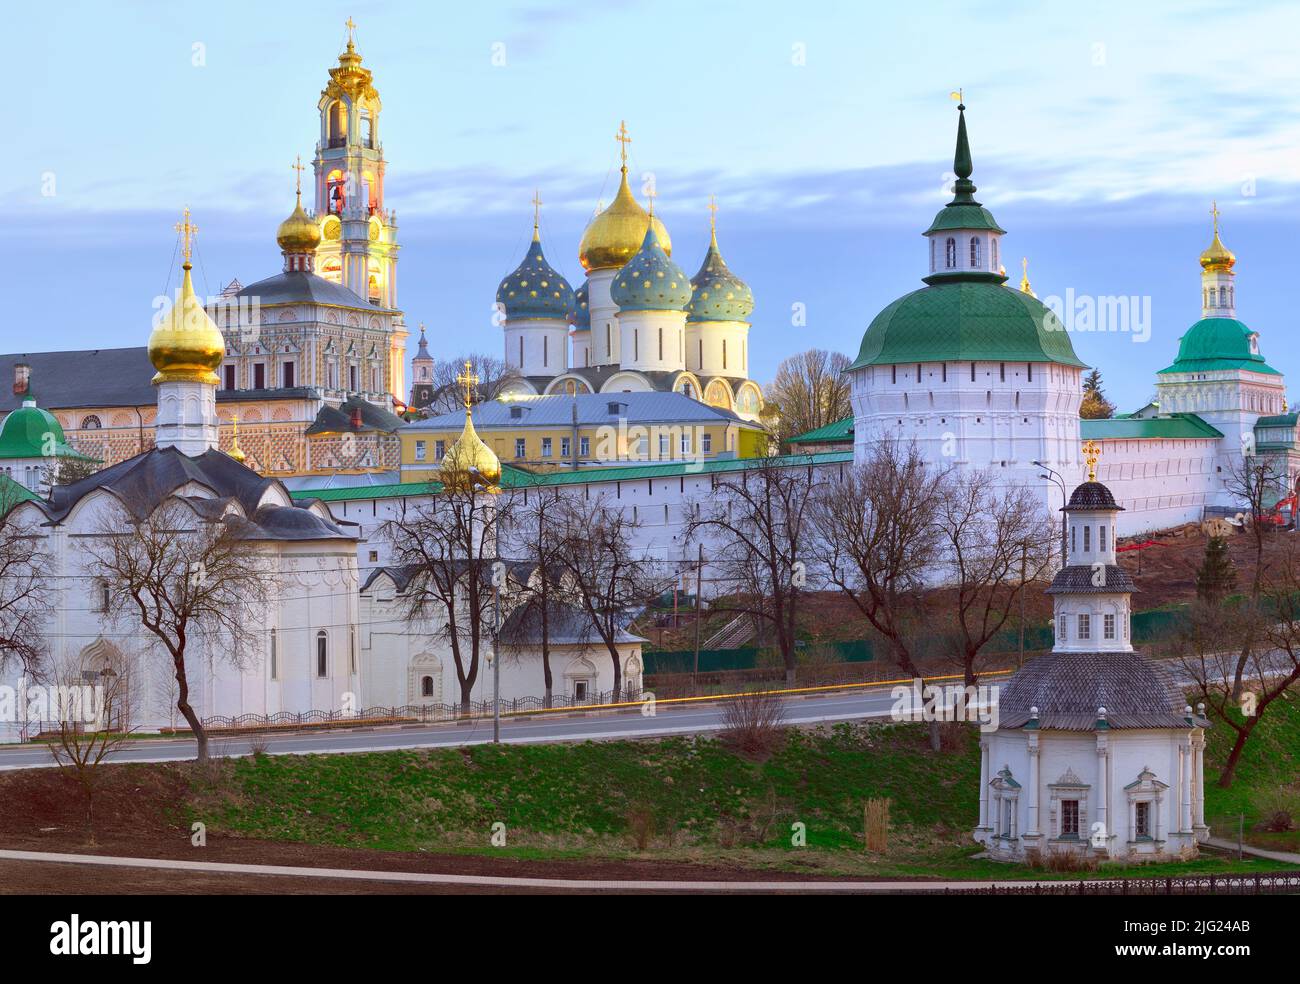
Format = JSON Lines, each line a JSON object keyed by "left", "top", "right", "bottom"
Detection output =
{"left": 846, "top": 99, "right": 1087, "bottom": 515}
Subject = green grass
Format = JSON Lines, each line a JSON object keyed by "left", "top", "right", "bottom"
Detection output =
{"left": 192, "top": 693, "right": 1300, "bottom": 878}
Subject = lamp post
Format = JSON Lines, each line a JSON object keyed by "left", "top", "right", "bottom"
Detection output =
{"left": 1033, "top": 460, "right": 1068, "bottom": 567}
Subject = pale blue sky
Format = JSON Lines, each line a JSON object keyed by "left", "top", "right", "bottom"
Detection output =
{"left": 6, "top": 0, "right": 1300, "bottom": 408}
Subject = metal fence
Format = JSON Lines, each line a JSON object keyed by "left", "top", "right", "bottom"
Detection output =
{"left": 200, "top": 687, "right": 644, "bottom": 733}
{"left": 931, "top": 871, "right": 1300, "bottom": 895}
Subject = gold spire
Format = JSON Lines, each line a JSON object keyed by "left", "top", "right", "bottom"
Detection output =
{"left": 531, "top": 189, "right": 543, "bottom": 241}
{"left": 1200, "top": 200, "right": 1236, "bottom": 273}
{"left": 1082, "top": 439, "right": 1101, "bottom": 482}
{"left": 327, "top": 16, "right": 376, "bottom": 102}
{"left": 1019, "top": 257, "right": 1035, "bottom": 297}
{"left": 708, "top": 195, "right": 719, "bottom": 248}
{"left": 228, "top": 412, "right": 247, "bottom": 464}
{"left": 440, "top": 361, "right": 501, "bottom": 492}
{"left": 148, "top": 208, "right": 225, "bottom": 385}
{"left": 578, "top": 121, "right": 671, "bottom": 271}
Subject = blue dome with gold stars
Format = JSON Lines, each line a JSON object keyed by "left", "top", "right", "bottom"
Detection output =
{"left": 611, "top": 225, "right": 692, "bottom": 313}
{"left": 568, "top": 280, "right": 590, "bottom": 329}
{"left": 687, "top": 230, "right": 753, "bottom": 322}
{"left": 496, "top": 231, "right": 574, "bottom": 321}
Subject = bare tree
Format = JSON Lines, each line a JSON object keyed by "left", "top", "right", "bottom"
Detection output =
{"left": 48, "top": 651, "right": 134, "bottom": 844}
{"left": 383, "top": 484, "right": 514, "bottom": 713}
{"left": 0, "top": 481, "right": 50, "bottom": 678}
{"left": 686, "top": 458, "right": 821, "bottom": 683}
{"left": 810, "top": 441, "right": 945, "bottom": 682}
{"left": 762, "top": 349, "right": 852, "bottom": 444}
{"left": 1177, "top": 534, "right": 1300, "bottom": 787}
{"left": 551, "top": 494, "right": 657, "bottom": 702}
{"left": 85, "top": 499, "right": 272, "bottom": 762}
{"left": 932, "top": 470, "right": 1056, "bottom": 686}
{"left": 501, "top": 483, "right": 571, "bottom": 706}
{"left": 419, "top": 354, "right": 521, "bottom": 416}
{"left": 1223, "top": 453, "right": 1286, "bottom": 699}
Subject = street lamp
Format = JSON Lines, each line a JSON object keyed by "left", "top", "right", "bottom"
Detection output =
{"left": 1033, "top": 460, "right": 1068, "bottom": 567}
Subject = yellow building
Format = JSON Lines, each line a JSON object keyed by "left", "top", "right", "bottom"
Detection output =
{"left": 401, "top": 391, "right": 767, "bottom": 482}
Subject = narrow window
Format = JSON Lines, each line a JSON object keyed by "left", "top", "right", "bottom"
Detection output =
{"left": 543, "top": 335, "right": 549, "bottom": 367}
{"left": 606, "top": 324, "right": 612, "bottom": 357}
{"left": 702, "top": 433, "right": 712, "bottom": 454}
{"left": 283, "top": 360, "right": 295, "bottom": 389}
{"left": 349, "top": 626, "right": 356, "bottom": 674}
{"left": 659, "top": 328, "right": 664, "bottom": 361}
{"left": 1078, "top": 613, "right": 1091, "bottom": 641}
{"left": 1104, "top": 613, "right": 1116, "bottom": 640}
{"left": 561, "top": 437, "right": 570, "bottom": 457}
{"left": 999, "top": 362, "right": 1006, "bottom": 382}
{"left": 415, "top": 440, "right": 426, "bottom": 461}
{"left": 722, "top": 339, "right": 727, "bottom": 370}
{"left": 945, "top": 238, "right": 956, "bottom": 269}
{"left": 224, "top": 364, "right": 236, "bottom": 390}
{"left": 1100, "top": 526, "right": 1107, "bottom": 551}
{"left": 1027, "top": 363, "right": 1033, "bottom": 382}
{"left": 970, "top": 237, "right": 980, "bottom": 267}
{"left": 435, "top": 440, "right": 445, "bottom": 460}
{"left": 1071, "top": 527, "right": 1077, "bottom": 553}
{"left": 580, "top": 436, "right": 590, "bottom": 457}
{"left": 1084, "top": 525, "right": 1091, "bottom": 551}
{"left": 541, "top": 437, "right": 552, "bottom": 458}
{"left": 1061, "top": 799, "right": 1079, "bottom": 837}
{"left": 421, "top": 676, "right": 435, "bottom": 697}
{"left": 270, "top": 629, "right": 277, "bottom": 680}
{"left": 1056, "top": 613, "right": 1068, "bottom": 642}
{"left": 891, "top": 365, "right": 897, "bottom": 384}
{"left": 316, "top": 631, "right": 328, "bottom": 678}
{"left": 971, "top": 362, "right": 977, "bottom": 382}
{"left": 254, "top": 363, "right": 266, "bottom": 390}
{"left": 1135, "top": 801, "right": 1151, "bottom": 838}
{"left": 916, "top": 363, "right": 921, "bottom": 383}
{"left": 514, "top": 438, "right": 526, "bottom": 459}
{"left": 941, "top": 363, "right": 947, "bottom": 382}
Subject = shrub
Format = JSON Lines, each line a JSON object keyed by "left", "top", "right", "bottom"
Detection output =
{"left": 719, "top": 688, "right": 786, "bottom": 760}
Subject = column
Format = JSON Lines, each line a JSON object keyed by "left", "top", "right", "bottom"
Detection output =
{"left": 1193, "top": 735, "right": 1206, "bottom": 830}
{"left": 1180, "top": 740, "right": 1193, "bottom": 833}
{"left": 1095, "top": 735, "right": 1108, "bottom": 851}
{"left": 1026, "top": 736, "right": 1041, "bottom": 838}
{"left": 978, "top": 741, "right": 990, "bottom": 829}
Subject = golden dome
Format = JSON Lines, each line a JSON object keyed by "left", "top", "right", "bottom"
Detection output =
{"left": 277, "top": 191, "right": 322, "bottom": 253}
{"left": 440, "top": 410, "right": 501, "bottom": 491}
{"left": 578, "top": 166, "right": 671, "bottom": 272}
{"left": 1200, "top": 201, "right": 1235, "bottom": 273}
{"left": 227, "top": 413, "right": 247, "bottom": 464}
{"left": 148, "top": 215, "right": 225, "bottom": 385}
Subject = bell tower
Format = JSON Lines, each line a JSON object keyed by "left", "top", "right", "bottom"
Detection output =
{"left": 314, "top": 19, "right": 399, "bottom": 309}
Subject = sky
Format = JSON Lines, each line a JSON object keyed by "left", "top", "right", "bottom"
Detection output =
{"left": 5, "top": 0, "right": 1300, "bottom": 411}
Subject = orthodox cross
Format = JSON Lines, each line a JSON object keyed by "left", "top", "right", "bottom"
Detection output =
{"left": 708, "top": 195, "right": 718, "bottom": 235}
{"left": 457, "top": 361, "right": 480, "bottom": 410}
{"left": 532, "top": 189, "right": 543, "bottom": 233}
{"left": 346, "top": 17, "right": 357, "bottom": 44}
{"left": 1081, "top": 439, "right": 1102, "bottom": 482}
{"left": 175, "top": 206, "right": 197, "bottom": 263}
{"left": 291, "top": 155, "right": 305, "bottom": 197}
{"left": 615, "top": 120, "right": 631, "bottom": 167}
{"left": 1211, "top": 200, "right": 1220, "bottom": 236}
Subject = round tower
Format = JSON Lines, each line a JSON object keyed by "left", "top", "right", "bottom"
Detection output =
{"left": 1200, "top": 201, "right": 1236, "bottom": 318}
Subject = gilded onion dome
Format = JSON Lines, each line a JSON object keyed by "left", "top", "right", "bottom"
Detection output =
{"left": 496, "top": 226, "right": 574, "bottom": 320}
{"left": 687, "top": 224, "right": 753, "bottom": 322}
{"left": 569, "top": 280, "right": 590, "bottom": 329}
{"left": 578, "top": 164, "right": 671, "bottom": 270}
{"left": 440, "top": 362, "right": 502, "bottom": 491}
{"left": 1200, "top": 203, "right": 1235, "bottom": 273}
{"left": 148, "top": 211, "right": 224, "bottom": 385}
{"left": 611, "top": 225, "right": 692, "bottom": 312}
{"left": 276, "top": 189, "right": 322, "bottom": 253}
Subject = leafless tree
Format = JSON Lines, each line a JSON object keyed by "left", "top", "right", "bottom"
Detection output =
{"left": 500, "top": 483, "right": 571, "bottom": 706}
{"left": 1176, "top": 535, "right": 1300, "bottom": 788}
{"left": 932, "top": 470, "right": 1057, "bottom": 686}
{"left": 810, "top": 441, "right": 945, "bottom": 682}
{"left": 85, "top": 498, "right": 272, "bottom": 762}
{"left": 551, "top": 494, "right": 657, "bottom": 702}
{"left": 383, "top": 484, "right": 515, "bottom": 713}
{"left": 0, "top": 482, "right": 50, "bottom": 678}
{"left": 1223, "top": 453, "right": 1286, "bottom": 699}
{"left": 47, "top": 650, "right": 134, "bottom": 844}
{"left": 687, "top": 458, "right": 821, "bottom": 683}
{"left": 762, "top": 349, "right": 852, "bottom": 444}
{"left": 419, "top": 354, "right": 521, "bottom": 415}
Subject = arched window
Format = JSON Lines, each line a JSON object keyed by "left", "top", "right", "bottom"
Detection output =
{"left": 945, "top": 238, "right": 956, "bottom": 269}
{"left": 991, "top": 237, "right": 998, "bottom": 270}
{"left": 1219, "top": 286, "right": 1228, "bottom": 306}
{"left": 328, "top": 102, "right": 346, "bottom": 146}
{"left": 81, "top": 415, "right": 101, "bottom": 430}
{"left": 316, "top": 630, "right": 328, "bottom": 678}
{"left": 421, "top": 676, "right": 435, "bottom": 697}
{"left": 970, "top": 237, "right": 981, "bottom": 268}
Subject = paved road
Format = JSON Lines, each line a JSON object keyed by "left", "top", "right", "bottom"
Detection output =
{"left": 0, "top": 685, "right": 960, "bottom": 770}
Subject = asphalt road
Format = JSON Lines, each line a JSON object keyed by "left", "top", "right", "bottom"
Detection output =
{"left": 0, "top": 684, "right": 959, "bottom": 770}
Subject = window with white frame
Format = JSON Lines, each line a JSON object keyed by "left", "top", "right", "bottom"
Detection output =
{"left": 1104, "top": 613, "right": 1116, "bottom": 640}
{"left": 1078, "top": 613, "right": 1091, "bottom": 640}
{"left": 1057, "top": 613, "right": 1068, "bottom": 642}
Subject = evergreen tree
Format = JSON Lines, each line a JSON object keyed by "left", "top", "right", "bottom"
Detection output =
{"left": 1080, "top": 368, "right": 1116, "bottom": 419}
{"left": 1196, "top": 535, "right": 1236, "bottom": 604}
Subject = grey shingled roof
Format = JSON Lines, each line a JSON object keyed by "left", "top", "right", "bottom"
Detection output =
{"left": 305, "top": 396, "right": 406, "bottom": 436}
{"left": 234, "top": 271, "right": 384, "bottom": 310}
{"left": 998, "top": 650, "right": 1194, "bottom": 730}
{"left": 1045, "top": 564, "right": 1137, "bottom": 595}
{"left": 500, "top": 603, "right": 646, "bottom": 646}
{"left": 407, "top": 391, "right": 744, "bottom": 432}
{"left": 1, "top": 348, "right": 157, "bottom": 412}
{"left": 20, "top": 445, "right": 352, "bottom": 541}
{"left": 1065, "top": 481, "right": 1122, "bottom": 511}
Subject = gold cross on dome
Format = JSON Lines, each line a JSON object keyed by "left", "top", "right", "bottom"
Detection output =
{"left": 615, "top": 120, "right": 631, "bottom": 166}
{"left": 708, "top": 195, "right": 718, "bottom": 234}
{"left": 531, "top": 189, "right": 543, "bottom": 230}
{"left": 1211, "top": 199, "right": 1220, "bottom": 236}
{"left": 174, "top": 206, "right": 197, "bottom": 263}
{"left": 1082, "top": 439, "right": 1102, "bottom": 482}
{"left": 291, "top": 155, "right": 305, "bottom": 196}
{"left": 346, "top": 17, "right": 357, "bottom": 43}
{"left": 456, "top": 360, "right": 480, "bottom": 410}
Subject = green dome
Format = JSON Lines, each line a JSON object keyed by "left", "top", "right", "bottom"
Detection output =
{"left": 687, "top": 234, "right": 753, "bottom": 323}
{"left": 847, "top": 281, "right": 1086, "bottom": 370}
{"left": 611, "top": 226, "right": 692, "bottom": 313}
{"left": 0, "top": 397, "right": 92, "bottom": 461}
{"left": 1157, "top": 317, "right": 1279, "bottom": 375}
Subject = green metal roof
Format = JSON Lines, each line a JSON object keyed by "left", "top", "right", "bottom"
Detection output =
{"left": 289, "top": 452, "right": 855, "bottom": 503}
{"left": 0, "top": 400, "right": 97, "bottom": 462}
{"left": 924, "top": 203, "right": 1005, "bottom": 235}
{"left": 1256, "top": 412, "right": 1298, "bottom": 428}
{"left": 787, "top": 417, "right": 854, "bottom": 444}
{"left": 1156, "top": 317, "right": 1280, "bottom": 375}
{"left": 1080, "top": 413, "right": 1223, "bottom": 441}
{"left": 0, "top": 474, "right": 40, "bottom": 507}
{"left": 847, "top": 281, "right": 1087, "bottom": 370}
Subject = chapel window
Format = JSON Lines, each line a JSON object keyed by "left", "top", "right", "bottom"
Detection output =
{"left": 316, "top": 631, "right": 328, "bottom": 678}
{"left": 970, "top": 237, "right": 981, "bottom": 267}
{"left": 1061, "top": 799, "right": 1079, "bottom": 837}
{"left": 945, "top": 238, "right": 956, "bottom": 269}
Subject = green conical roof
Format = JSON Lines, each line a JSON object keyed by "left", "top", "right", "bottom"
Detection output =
{"left": 924, "top": 103, "right": 1005, "bottom": 236}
